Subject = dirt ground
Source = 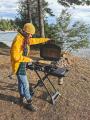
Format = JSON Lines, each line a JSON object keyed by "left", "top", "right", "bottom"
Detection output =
{"left": 0, "top": 49, "right": 90, "bottom": 120}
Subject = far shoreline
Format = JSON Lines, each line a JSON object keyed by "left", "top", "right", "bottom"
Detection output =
{"left": 0, "top": 30, "right": 17, "bottom": 33}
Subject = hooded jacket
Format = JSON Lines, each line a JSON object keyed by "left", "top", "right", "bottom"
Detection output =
{"left": 10, "top": 33, "right": 49, "bottom": 74}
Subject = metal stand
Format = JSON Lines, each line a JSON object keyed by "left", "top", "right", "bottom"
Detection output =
{"left": 33, "top": 70, "right": 61, "bottom": 104}
{"left": 26, "top": 63, "right": 68, "bottom": 104}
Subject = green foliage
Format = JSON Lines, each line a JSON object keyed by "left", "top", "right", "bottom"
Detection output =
{"left": 54, "top": 0, "right": 90, "bottom": 51}
{"left": 16, "top": 0, "right": 54, "bottom": 30}
{"left": 44, "top": 22, "right": 56, "bottom": 38}
{"left": 58, "top": 0, "right": 90, "bottom": 6}
{"left": 0, "top": 19, "right": 16, "bottom": 31}
{"left": 46, "top": 10, "right": 90, "bottom": 51}
{"left": 42, "top": 1, "right": 54, "bottom": 16}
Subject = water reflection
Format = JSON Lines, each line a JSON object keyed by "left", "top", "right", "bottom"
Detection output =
{"left": 73, "top": 48, "right": 90, "bottom": 58}
{"left": 0, "top": 32, "right": 17, "bottom": 46}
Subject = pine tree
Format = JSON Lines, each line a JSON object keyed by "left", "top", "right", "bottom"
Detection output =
{"left": 58, "top": 0, "right": 90, "bottom": 6}
{"left": 15, "top": 0, "right": 54, "bottom": 37}
{"left": 48, "top": 10, "right": 89, "bottom": 51}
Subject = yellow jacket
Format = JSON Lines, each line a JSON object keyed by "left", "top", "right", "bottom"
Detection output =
{"left": 10, "top": 33, "right": 49, "bottom": 74}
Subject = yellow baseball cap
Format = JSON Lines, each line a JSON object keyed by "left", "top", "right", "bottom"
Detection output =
{"left": 23, "top": 23, "right": 35, "bottom": 34}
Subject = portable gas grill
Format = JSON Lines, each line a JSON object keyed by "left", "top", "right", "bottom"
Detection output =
{"left": 27, "top": 43, "right": 68, "bottom": 104}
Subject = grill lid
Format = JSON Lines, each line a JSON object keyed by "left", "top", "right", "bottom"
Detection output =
{"left": 40, "top": 43, "right": 61, "bottom": 61}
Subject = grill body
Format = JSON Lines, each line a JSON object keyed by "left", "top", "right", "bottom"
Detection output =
{"left": 40, "top": 44, "right": 61, "bottom": 61}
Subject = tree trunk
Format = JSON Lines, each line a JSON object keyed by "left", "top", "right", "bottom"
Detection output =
{"left": 26, "top": 0, "right": 32, "bottom": 23}
{"left": 37, "top": 0, "right": 45, "bottom": 37}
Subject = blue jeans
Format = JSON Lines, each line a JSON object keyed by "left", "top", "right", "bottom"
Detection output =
{"left": 17, "top": 75, "right": 32, "bottom": 100}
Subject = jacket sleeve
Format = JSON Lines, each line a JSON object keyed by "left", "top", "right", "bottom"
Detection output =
{"left": 29, "top": 38, "right": 49, "bottom": 45}
{"left": 10, "top": 36, "right": 32, "bottom": 63}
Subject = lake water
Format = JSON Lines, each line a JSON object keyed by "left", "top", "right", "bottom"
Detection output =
{"left": 0, "top": 32, "right": 17, "bottom": 47}
{"left": 0, "top": 31, "right": 90, "bottom": 58}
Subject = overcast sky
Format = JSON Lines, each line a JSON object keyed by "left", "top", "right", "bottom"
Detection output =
{"left": 0, "top": 0, "right": 90, "bottom": 24}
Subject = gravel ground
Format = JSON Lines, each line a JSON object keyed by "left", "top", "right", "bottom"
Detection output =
{"left": 0, "top": 49, "right": 90, "bottom": 120}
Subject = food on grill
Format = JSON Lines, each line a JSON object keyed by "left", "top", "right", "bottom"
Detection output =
{"left": 37, "top": 60, "right": 52, "bottom": 65}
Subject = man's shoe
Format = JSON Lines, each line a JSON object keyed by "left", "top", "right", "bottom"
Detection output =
{"left": 24, "top": 103, "right": 37, "bottom": 112}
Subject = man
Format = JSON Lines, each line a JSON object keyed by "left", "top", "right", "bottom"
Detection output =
{"left": 10, "top": 23, "right": 49, "bottom": 111}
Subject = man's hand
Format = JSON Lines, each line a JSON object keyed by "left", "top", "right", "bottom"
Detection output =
{"left": 48, "top": 39, "right": 55, "bottom": 44}
{"left": 27, "top": 62, "right": 32, "bottom": 66}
